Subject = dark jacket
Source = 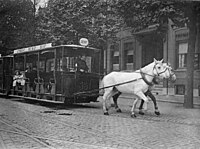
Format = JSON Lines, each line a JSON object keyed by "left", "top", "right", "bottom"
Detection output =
{"left": 75, "top": 58, "right": 88, "bottom": 72}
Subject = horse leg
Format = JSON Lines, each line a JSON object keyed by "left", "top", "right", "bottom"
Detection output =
{"left": 138, "top": 99, "right": 145, "bottom": 115}
{"left": 131, "top": 98, "right": 138, "bottom": 118}
{"left": 139, "top": 91, "right": 149, "bottom": 115}
{"left": 135, "top": 91, "right": 149, "bottom": 112}
{"left": 102, "top": 88, "right": 113, "bottom": 115}
{"left": 113, "top": 92, "right": 122, "bottom": 113}
{"left": 148, "top": 91, "right": 160, "bottom": 115}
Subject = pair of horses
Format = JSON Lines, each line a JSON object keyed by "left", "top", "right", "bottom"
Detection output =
{"left": 101, "top": 59, "right": 176, "bottom": 117}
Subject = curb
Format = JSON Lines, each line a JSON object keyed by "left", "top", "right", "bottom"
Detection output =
{"left": 119, "top": 94, "right": 200, "bottom": 107}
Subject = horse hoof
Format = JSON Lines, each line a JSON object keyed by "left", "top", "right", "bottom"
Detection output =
{"left": 155, "top": 111, "right": 160, "bottom": 115}
{"left": 139, "top": 111, "right": 144, "bottom": 115}
{"left": 104, "top": 112, "right": 109, "bottom": 115}
{"left": 116, "top": 109, "right": 122, "bottom": 113}
{"left": 131, "top": 114, "right": 137, "bottom": 118}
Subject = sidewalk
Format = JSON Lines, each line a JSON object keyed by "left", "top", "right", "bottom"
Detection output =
{"left": 120, "top": 93, "right": 200, "bottom": 107}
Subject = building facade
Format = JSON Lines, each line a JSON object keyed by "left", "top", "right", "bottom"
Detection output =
{"left": 106, "top": 20, "right": 200, "bottom": 98}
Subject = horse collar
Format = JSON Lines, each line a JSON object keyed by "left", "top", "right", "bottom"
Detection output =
{"left": 140, "top": 69, "right": 154, "bottom": 86}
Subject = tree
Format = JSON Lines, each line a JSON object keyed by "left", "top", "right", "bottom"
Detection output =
{"left": 35, "top": 0, "right": 123, "bottom": 48}
{"left": 117, "top": 0, "right": 200, "bottom": 108}
{"left": 0, "top": 0, "right": 35, "bottom": 53}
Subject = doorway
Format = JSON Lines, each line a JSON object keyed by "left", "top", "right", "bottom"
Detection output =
{"left": 141, "top": 34, "right": 163, "bottom": 67}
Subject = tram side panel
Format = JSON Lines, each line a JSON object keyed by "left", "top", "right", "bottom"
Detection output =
{"left": 62, "top": 73, "right": 76, "bottom": 103}
{"left": 61, "top": 72, "right": 99, "bottom": 104}
{"left": 74, "top": 72, "right": 99, "bottom": 103}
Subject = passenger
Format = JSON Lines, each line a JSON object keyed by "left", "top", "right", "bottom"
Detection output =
{"left": 75, "top": 54, "right": 89, "bottom": 72}
{"left": 25, "top": 66, "right": 37, "bottom": 90}
{"left": 13, "top": 70, "right": 25, "bottom": 87}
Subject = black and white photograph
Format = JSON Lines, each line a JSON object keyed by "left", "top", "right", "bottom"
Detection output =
{"left": 0, "top": 0, "right": 200, "bottom": 148}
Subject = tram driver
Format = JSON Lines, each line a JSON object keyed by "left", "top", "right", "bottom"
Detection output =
{"left": 75, "top": 54, "right": 89, "bottom": 72}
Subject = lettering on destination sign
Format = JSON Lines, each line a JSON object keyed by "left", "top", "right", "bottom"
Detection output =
{"left": 14, "top": 43, "right": 52, "bottom": 54}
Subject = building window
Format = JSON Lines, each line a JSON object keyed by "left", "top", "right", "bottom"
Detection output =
{"left": 194, "top": 53, "right": 200, "bottom": 70}
{"left": 124, "top": 42, "right": 135, "bottom": 70}
{"left": 175, "top": 85, "right": 185, "bottom": 95}
{"left": 178, "top": 43, "right": 188, "bottom": 68}
{"left": 113, "top": 51, "right": 119, "bottom": 64}
{"left": 177, "top": 42, "right": 200, "bottom": 69}
{"left": 125, "top": 50, "right": 133, "bottom": 63}
{"left": 112, "top": 51, "right": 119, "bottom": 71}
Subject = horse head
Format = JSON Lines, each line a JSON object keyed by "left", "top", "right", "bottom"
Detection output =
{"left": 164, "top": 63, "right": 176, "bottom": 83}
{"left": 152, "top": 58, "right": 170, "bottom": 79}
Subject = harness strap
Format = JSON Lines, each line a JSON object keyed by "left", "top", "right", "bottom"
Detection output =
{"left": 140, "top": 69, "right": 154, "bottom": 86}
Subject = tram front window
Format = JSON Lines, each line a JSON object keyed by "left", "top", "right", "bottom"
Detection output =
{"left": 61, "top": 56, "right": 91, "bottom": 73}
{"left": 61, "top": 57, "right": 75, "bottom": 72}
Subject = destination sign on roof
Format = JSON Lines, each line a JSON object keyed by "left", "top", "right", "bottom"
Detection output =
{"left": 79, "top": 38, "right": 89, "bottom": 46}
{"left": 14, "top": 43, "right": 52, "bottom": 54}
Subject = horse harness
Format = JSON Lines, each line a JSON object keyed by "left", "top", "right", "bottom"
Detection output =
{"left": 153, "top": 63, "right": 170, "bottom": 76}
{"left": 74, "top": 63, "right": 171, "bottom": 96}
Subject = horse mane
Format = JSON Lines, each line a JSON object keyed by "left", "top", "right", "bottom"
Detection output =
{"left": 140, "top": 61, "right": 155, "bottom": 73}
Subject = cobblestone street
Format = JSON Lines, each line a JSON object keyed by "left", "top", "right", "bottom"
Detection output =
{"left": 0, "top": 96, "right": 200, "bottom": 149}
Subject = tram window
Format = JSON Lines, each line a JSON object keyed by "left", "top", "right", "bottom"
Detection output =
{"left": 26, "top": 54, "right": 37, "bottom": 71}
{"left": 15, "top": 56, "right": 24, "bottom": 71}
{"left": 39, "top": 61, "right": 45, "bottom": 72}
{"left": 39, "top": 50, "right": 55, "bottom": 73}
{"left": 85, "top": 56, "right": 91, "bottom": 72}
{"left": 56, "top": 59, "right": 62, "bottom": 71}
{"left": 46, "top": 59, "right": 54, "bottom": 72}
{"left": 61, "top": 57, "right": 75, "bottom": 72}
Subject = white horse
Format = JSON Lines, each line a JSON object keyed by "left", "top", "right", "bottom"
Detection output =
{"left": 136, "top": 63, "right": 176, "bottom": 115}
{"left": 101, "top": 58, "right": 171, "bottom": 117}
{"left": 112, "top": 63, "right": 176, "bottom": 116}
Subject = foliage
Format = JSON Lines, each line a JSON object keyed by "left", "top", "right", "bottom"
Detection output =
{"left": 35, "top": 0, "right": 123, "bottom": 48}
{"left": 117, "top": 0, "right": 200, "bottom": 106}
{"left": 117, "top": 0, "right": 199, "bottom": 32}
{"left": 0, "top": 0, "right": 35, "bottom": 51}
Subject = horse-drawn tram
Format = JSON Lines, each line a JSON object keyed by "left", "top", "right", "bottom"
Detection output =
{"left": 1, "top": 43, "right": 102, "bottom": 104}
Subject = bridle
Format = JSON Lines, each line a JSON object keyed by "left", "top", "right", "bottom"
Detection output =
{"left": 140, "top": 62, "right": 169, "bottom": 86}
{"left": 153, "top": 63, "right": 170, "bottom": 77}
{"left": 167, "top": 66, "right": 176, "bottom": 79}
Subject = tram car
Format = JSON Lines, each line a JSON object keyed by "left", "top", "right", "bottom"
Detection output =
{"left": 0, "top": 43, "right": 103, "bottom": 104}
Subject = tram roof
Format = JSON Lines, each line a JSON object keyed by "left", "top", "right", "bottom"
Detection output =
{"left": 13, "top": 44, "right": 100, "bottom": 55}
{"left": 0, "top": 54, "right": 13, "bottom": 58}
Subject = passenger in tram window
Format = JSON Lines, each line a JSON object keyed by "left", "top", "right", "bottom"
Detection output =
{"left": 25, "top": 66, "right": 31, "bottom": 73}
{"left": 13, "top": 70, "right": 25, "bottom": 87}
{"left": 75, "top": 54, "right": 89, "bottom": 72}
{"left": 25, "top": 66, "right": 37, "bottom": 90}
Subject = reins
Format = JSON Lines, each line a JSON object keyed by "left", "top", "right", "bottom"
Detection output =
{"left": 74, "top": 71, "right": 154, "bottom": 96}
